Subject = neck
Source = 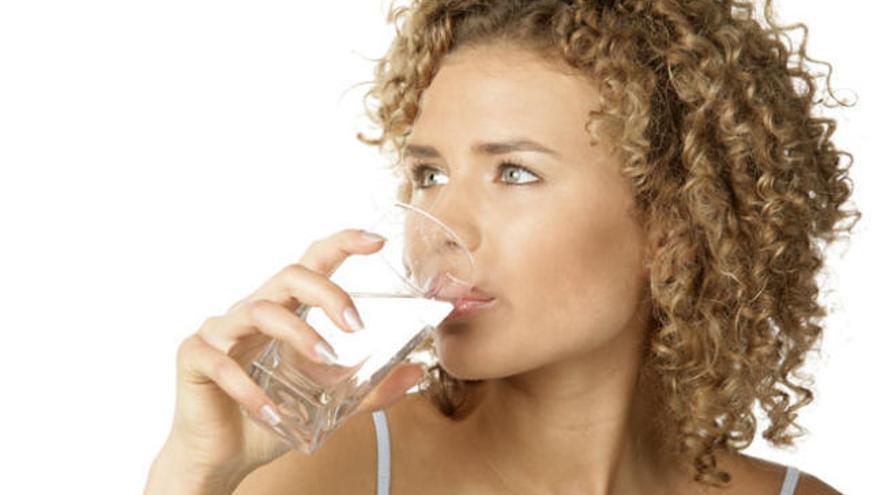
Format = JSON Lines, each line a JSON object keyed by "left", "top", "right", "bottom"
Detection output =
{"left": 446, "top": 313, "right": 686, "bottom": 494}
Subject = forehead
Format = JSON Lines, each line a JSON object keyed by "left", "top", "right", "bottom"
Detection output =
{"left": 408, "top": 45, "right": 600, "bottom": 146}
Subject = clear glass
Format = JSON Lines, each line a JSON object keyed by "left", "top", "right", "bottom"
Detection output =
{"left": 242, "top": 201, "right": 475, "bottom": 454}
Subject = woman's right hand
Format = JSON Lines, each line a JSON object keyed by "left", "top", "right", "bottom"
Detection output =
{"left": 147, "top": 228, "right": 429, "bottom": 494}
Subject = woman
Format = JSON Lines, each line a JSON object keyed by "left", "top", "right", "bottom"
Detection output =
{"left": 144, "top": 1, "right": 858, "bottom": 494}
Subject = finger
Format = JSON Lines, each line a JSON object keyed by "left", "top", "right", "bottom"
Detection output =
{"left": 233, "top": 229, "right": 386, "bottom": 332}
{"left": 298, "top": 228, "right": 388, "bottom": 276}
{"left": 242, "top": 263, "right": 370, "bottom": 335}
{"left": 247, "top": 299, "right": 340, "bottom": 365}
{"left": 177, "top": 334, "right": 283, "bottom": 427}
{"left": 197, "top": 302, "right": 337, "bottom": 365}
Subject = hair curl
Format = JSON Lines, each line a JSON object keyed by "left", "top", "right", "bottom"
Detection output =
{"left": 353, "top": 0, "right": 861, "bottom": 488}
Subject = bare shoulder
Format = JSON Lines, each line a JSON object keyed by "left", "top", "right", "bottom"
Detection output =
{"left": 714, "top": 451, "right": 842, "bottom": 495}
{"left": 231, "top": 410, "right": 379, "bottom": 495}
{"left": 232, "top": 392, "right": 443, "bottom": 495}
{"left": 792, "top": 470, "right": 844, "bottom": 495}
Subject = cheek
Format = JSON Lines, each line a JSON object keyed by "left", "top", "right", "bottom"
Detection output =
{"left": 502, "top": 205, "right": 646, "bottom": 351}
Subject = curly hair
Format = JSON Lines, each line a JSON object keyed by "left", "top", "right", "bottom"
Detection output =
{"left": 353, "top": 0, "right": 861, "bottom": 488}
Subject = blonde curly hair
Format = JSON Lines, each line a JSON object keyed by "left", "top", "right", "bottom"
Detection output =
{"left": 353, "top": 0, "right": 861, "bottom": 487}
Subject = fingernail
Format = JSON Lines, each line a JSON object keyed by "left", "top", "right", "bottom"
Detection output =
{"left": 260, "top": 404, "right": 282, "bottom": 426}
{"left": 343, "top": 306, "right": 365, "bottom": 331}
{"left": 360, "top": 230, "right": 386, "bottom": 244}
{"left": 314, "top": 341, "right": 338, "bottom": 365}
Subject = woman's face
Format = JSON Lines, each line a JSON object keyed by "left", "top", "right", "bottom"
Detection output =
{"left": 403, "top": 44, "right": 652, "bottom": 380}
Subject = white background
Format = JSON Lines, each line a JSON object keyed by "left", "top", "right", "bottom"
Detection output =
{"left": 0, "top": 1, "right": 875, "bottom": 493}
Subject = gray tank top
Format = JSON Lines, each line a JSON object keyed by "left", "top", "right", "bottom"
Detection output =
{"left": 371, "top": 409, "right": 801, "bottom": 495}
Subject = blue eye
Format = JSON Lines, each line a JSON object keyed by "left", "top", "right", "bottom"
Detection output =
{"left": 407, "top": 161, "right": 540, "bottom": 189}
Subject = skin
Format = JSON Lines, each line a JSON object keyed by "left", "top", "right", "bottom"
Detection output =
{"left": 392, "top": 43, "right": 841, "bottom": 495}
{"left": 233, "top": 42, "right": 840, "bottom": 495}
{"left": 145, "top": 32, "right": 842, "bottom": 495}
{"left": 399, "top": 43, "right": 676, "bottom": 495}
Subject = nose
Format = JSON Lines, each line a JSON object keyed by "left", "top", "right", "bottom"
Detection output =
{"left": 401, "top": 192, "right": 480, "bottom": 293}
{"left": 417, "top": 188, "right": 481, "bottom": 257}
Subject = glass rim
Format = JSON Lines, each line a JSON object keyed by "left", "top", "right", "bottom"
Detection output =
{"left": 365, "top": 201, "right": 476, "bottom": 297}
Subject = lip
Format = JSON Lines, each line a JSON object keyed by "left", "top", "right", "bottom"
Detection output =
{"left": 443, "top": 297, "right": 497, "bottom": 322}
{"left": 424, "top": 273, "right": 496, "bottom": 321}
{"left": 426, "top": 273, "right": 493, "bottom": 302}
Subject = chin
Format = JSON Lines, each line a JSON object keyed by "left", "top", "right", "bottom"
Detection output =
{"left": 433, "top": 336, "right": 496, "bottom": 380}
{"left": 433, "top": 335, "right": 532, "bottom": 381}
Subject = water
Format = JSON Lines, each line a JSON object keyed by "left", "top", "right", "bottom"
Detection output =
{"left": 246, "top": 292, "right": 454, "bottom": 454}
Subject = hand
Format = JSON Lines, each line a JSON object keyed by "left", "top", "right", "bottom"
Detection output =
{"left": 149, "top": 229, "right": 427, "bottom": 491}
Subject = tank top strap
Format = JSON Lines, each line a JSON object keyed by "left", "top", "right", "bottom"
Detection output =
{"left": 371, "top": 409, "right": 391, "bottom": 495}
{"left": 779, "top": 465, "right": 800, "bottom": 495}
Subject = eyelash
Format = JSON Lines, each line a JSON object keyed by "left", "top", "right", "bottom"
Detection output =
{"left": 407, "top": 160, "right": 540, "bottom": 189}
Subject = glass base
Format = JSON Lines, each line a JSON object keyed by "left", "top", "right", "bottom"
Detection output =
{"left": 247, "top": 349, "right": 334, "bottom": 454}
{"left": 243, "top": 325, "right": 437, "bottom": 455}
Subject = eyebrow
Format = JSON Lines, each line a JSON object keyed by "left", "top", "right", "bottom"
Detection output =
{"left": 402, "top": 138, "right": 560, "bottom": 159}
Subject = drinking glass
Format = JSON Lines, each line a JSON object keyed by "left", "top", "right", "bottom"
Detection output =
{"left": 242, "top": 201, "right": 475, "bottom": 454}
